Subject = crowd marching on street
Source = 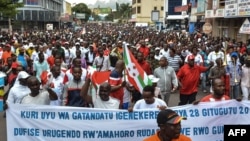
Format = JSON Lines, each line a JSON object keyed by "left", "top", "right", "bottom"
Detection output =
{"left": 1, "top": 22, "right": 250, "bottom": 140}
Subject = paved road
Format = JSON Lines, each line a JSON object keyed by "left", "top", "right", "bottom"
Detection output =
{"left": 0, "top": 88, "right": 208, "bottom": 141}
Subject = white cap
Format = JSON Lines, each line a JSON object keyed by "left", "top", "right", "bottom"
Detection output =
{"left": 29, "top": 43, "right": 34, "bottom": 47}
{"left": 75, "top": 42, "right": 80, "bottom": 45}
{"left": 18, "top": 71, "right": 30, "bottom": 79}
{"left": 155, "top": 47, "right": 161, "bottom": 50}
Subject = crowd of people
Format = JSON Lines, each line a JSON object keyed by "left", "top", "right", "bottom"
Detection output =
{"left": 1, "top": 22, "right": 250, "bottom": 140}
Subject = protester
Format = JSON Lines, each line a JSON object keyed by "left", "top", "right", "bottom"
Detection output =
{"left": 33, "top": 52, "right": 49, "bottom": 82}
{"left": 21, "top": 76, "right": 58, "bottom": 105}
{"left": 208, "top": 58, "right": 226, "bottom": 93}
{"left": 226, "top": 52, "right": 242, "bottom": 99}
{"left": 63, "top": 66, "right": 89, "bottom": 107}
{"left": 6, "top": 71, "right": 30, "bottom": 105}
{"left": 144, "top": 109, "right": 191, "bottom": 141}
{"left": 81, "top": 78, "right": 120, "bottom": 109}
{"left": 108, "top": 60, "right": 126, "bottom": 107}
{"left": 93, "top": 47, "right": 110, "bottom": 71}
{"left": 137, "top": 51, "right": 152, "bottom": 75}
{"left": 130, "top": 85, "right": 167, "bottom": 112}
{"left": 177, "top": 55, "right": 213, "bottom": 105}
{"left": 240, "top": 57, "right": 250, "bottom": 100}
{"left": 154, "top": 57, "right": 178, "bottom": 104}
{"left": 199, "top": 78, "right": 230, "bottom": 102}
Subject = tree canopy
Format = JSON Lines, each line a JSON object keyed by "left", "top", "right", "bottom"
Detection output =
{"left": 72, "top": 3, "right": 91, "bottom": 22}
{"left": 0, "top": 0, "right": 24, "bottom": 18}
{"left": 114, "top": 2, "right": 131, "bottom": 22}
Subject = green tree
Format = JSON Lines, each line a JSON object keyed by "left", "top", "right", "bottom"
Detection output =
{"left": 105, "top": 13, "right": 113, "bottom": 21}
{"left": 115, "top": 3, "right": 131, "bottom": 22}
{"left": 0, "top": 0, "right": 24, "bottom": 17}
{"left": 92, "top": 13, "right": 100, "bottom": 21}
{"left": 0, "top": 0, "right": 23, "bottom": 34}
{"left": 72, "top": 3, "right": 91, "bottom": 22}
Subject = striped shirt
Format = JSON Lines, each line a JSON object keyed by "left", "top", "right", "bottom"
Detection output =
{"left": 167, "top": 55, "right": 182, "bottom": 71}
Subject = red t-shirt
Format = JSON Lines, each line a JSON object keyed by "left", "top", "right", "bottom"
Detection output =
{"left": 138, "top": 46, "right": 149, "bottom": 58}
{"left": 138, "top": 61, "right": 152, "bottom": 75}
{"left": 177, "top": 64, "right": 207, "bottom": 94}
{"left": 108, "top": 70, "right": 123, "bottom": 105}
{"left": 200, "top": 94, "right": 230, "bottom": 102}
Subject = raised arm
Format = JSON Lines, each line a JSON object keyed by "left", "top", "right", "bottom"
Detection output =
{"left": 80, "top": 78, "right": 93, "bottom": 103}
{"left": 47, "top": 88, "right": 58, "bottom": 100}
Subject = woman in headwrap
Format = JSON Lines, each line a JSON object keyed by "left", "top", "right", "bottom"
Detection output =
{"left": 6, "top": 71, "right": 31, "bottom": 105}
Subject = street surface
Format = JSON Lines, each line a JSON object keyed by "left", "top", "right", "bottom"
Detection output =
{"left": 0, "top": 88, "right": 208, "bottom": 141}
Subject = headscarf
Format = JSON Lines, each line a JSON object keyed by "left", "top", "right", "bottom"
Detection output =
{"left": 7, "top": 71, "right": 31, "bottom": 104}
{"left": 13, "top": 71, "right": 30, "bottom": 86}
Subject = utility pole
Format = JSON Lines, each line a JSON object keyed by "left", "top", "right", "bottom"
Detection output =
{"left": 8, "top": 17, "right": 12, "bottom": 35}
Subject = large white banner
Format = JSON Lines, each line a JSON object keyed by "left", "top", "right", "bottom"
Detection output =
{"left": 6, "top": 100, "right": 250, "bottom": 141}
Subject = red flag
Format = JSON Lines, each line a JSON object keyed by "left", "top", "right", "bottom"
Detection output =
{"left": 91, "top": 71, "right": 111, "bottom": 86}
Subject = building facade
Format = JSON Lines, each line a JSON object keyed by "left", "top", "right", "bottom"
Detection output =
{"left": 2, "top": 0, "right": 64, "bottom": 31}
{"left": 131, "top": 0, "right": 164, "bottom": 25}
{"left": 204, "top": 0, "right": 250, "bottom": 42}
{"left": 164, "top": 0, "right": 190, "bottom": 30}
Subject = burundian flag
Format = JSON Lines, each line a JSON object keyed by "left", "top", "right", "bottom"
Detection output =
{"left": 123, "top": 46, "right": 152, "bottom": 93}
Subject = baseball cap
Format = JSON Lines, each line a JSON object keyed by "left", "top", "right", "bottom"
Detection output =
{"left": 187, "top": 55, "right": 195, "bottom": 60}
{"left": 18, "top": 71, "right": 30, "bottom": 79}
{"left": 155, "top": 47, "right": 161, "bottom": 50}
{"left": 230, "top": 52, "right": 238, "bottom": 57}
{"left": 157, "top": 109, "right": 186, "bottom": 125}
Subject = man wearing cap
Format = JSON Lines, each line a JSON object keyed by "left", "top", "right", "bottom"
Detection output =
{"left": 177, "top": 55, "right": 213, "bottom": 105}
{"left": 226, "top": 52, "right": 242, "bottom": 99}
{"left": 144, "top": 109, "right": 191, "bottom": 141}
{"left": 154, "top": 47, "right": 161, "bottom": 60}
{"left": 62, "top": 42, "right": 73, "bottom": 68}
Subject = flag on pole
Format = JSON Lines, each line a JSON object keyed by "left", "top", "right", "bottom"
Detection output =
{"left": 123, "top": 46, "right": 152, "bottom": 93}
{"left": 87, "top": 66, "right": 111, "bottom": 87}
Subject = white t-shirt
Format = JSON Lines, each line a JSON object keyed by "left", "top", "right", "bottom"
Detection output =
{"left": 21, "top": 91, "right": 50, "bottom": 105}
{"left": 133, "top": 98, "right": 167, "bottom": 110}
{"left": 123, "top": 88, "right": 131, "bottom": 104}
{"left": 93, "top": 95, "right": 120, "bottom": 109}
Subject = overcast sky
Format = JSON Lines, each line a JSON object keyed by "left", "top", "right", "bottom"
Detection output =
{"left": 65, "top": 0, "right": 104, "bottom": 5}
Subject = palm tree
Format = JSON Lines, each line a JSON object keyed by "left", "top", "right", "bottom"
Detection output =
{"left": 116, "top": 3, "right": 132, "bottom": 23}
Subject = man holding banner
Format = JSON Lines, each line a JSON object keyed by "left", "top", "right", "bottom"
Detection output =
{"left": 81, "top": 78, "right": 120, "bottom": 109}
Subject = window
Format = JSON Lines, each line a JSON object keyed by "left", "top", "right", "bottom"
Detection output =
{"left": 154, "top": 7, "right": 157, "bottom": 10}
{"left": 132, "top": 0, "right": 136, "bottom": 4}
{"left": 25, "top": 0, "right": 39, "bottom": 5}
{"left": 161, "top": 6, "right": 164, "bottom": 11}
{"left": 219, "top": 0, "right": 225, "bottom": 7}
{"left": 132, "top": 7, "right": 136, "bottom": 14}
{"left": 137, "top": 0, "right": 141, "bottom": 3}
{"left": 137, "top": 6, "right": 141, "bottom": 14}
